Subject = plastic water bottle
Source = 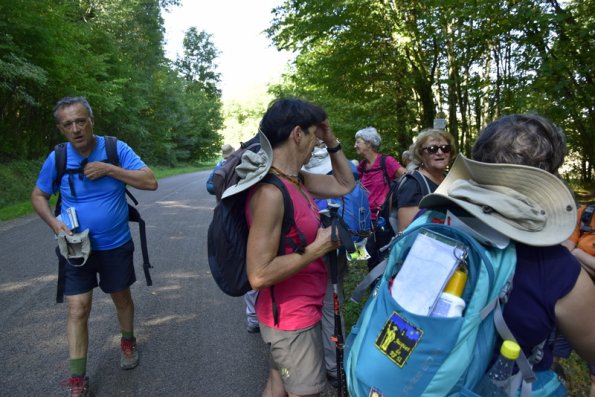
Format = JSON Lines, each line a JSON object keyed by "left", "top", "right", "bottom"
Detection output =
{"left": 474, "top": 340, "right": 521, "bottom": 396}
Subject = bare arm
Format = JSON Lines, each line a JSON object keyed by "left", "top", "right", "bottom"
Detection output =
{"left": 397, "top": 206, "right": 420, "bottom": 233}
{"left": 83, "top": 163, "right": 158, "bottom": 191}
{"left": 394, "top": 166, "right": 407, "bottom": 178}
{"left": 555, "top": 269, "right": 595, "bottom": 363}
{"left": 302, "top": 120, "right": 355, "bottom": 198}
{"left": 571, "top": 248, "right": 595, "bottom": 278}
{"left": 31, "top": 186, "right": 70, "bottom": 235}
{"left": 246, "top": 183, "right": 339, "bottom": 290}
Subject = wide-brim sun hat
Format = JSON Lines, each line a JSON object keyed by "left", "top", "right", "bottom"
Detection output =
{"left": 419, "top": 155, "right": 576, "bottom": 247}
{"left": 303, "top": 146, "right": 333, "bottom": 175}
{"left": 221, "top": 131, "right": 273, "bottom": 199}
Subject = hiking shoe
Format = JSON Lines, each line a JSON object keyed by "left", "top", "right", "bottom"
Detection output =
{"left": 64, "top": 376, "right": 89, "bottom": 397}
{"left": 120, "top": 337, "right": 139, "bottom": 370}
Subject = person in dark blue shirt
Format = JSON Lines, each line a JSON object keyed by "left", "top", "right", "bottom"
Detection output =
{"left": 206, "top": 144, "right": 234, "bottom": 195}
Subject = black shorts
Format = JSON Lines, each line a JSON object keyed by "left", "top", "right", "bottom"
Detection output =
{"left": 64, "top": 239, "right": 136, "bottom": 296}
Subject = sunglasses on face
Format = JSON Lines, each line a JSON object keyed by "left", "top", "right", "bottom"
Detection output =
{"left": 422, "top": 144, "right": 452, "bottom": 154}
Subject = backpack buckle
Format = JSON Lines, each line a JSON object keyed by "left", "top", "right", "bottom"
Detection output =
{"left": 499, "top": 280, "right": 513, "bottom": 304}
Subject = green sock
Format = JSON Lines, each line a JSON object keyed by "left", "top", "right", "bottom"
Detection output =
{"left": 69, "top": 357, "right": 87, "bottom": 377}
{"left": 121, "top": 330, "right": 134, "bottom": 340}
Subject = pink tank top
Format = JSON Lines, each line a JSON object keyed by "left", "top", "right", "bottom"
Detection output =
{"left": 246, "top": 177, "right": 327, "bottom": 330}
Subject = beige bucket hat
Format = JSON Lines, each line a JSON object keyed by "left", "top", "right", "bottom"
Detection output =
{"left": 221, "top": 132, "right": 273, "bottom": 199}
{"left": 419, "top": 155, "right": 576, "bottom": 246}
{"left": 57, "top": 228, "right": 91, "bottom": 267}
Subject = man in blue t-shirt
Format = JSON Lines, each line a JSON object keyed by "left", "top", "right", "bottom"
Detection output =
{"left": 31, "top": 96, "right": 158, "bottom": 397}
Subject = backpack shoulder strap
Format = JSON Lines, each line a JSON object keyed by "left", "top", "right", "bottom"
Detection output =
{"left": 262, "top": 174, "right": 307, "bottom": 254}
{"left": 53, "top": 143, "right": 67, "bottom": 189}
{"left": 52, "top": 143, "right": 69, "bottom": 216}
{"left": 410, "top": 169, "right": 432, "bottom": 196}
{"left": 104, "top": 135, "right": 120, "bottom": 166}
{"left": 380, "top": 155, "right": 390, "bottom": 186}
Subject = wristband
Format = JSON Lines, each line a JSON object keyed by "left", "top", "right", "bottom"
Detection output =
{"left": 327, "top": 143, "right": 342, "bottom": 153}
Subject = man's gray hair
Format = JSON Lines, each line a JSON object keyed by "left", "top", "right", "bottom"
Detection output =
{"left": 53, "top": 96, "right": 94, "bottom": 123}
{"left": 355, "top": 127, "right": 381, "bottom": 150}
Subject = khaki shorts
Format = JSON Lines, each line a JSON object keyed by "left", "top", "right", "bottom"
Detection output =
{"left": 260, "top": 322, "right": 326, "bottom": 395}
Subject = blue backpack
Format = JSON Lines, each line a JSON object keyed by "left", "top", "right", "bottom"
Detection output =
{"left": 317, "top": 180, "right": 372, "bottom": 244}
{"left": 344, "top": 209, "right": 565, "bottom": 397}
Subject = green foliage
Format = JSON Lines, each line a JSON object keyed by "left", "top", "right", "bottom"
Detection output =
{"left": 0, "top": 157, "right": 210, "bottom": 221}
{"left": 0, "top": 158, "right": 43, "bottom": 207}
{"left": 267, "top": 0, "right": 594, "bottom": 181}
{"left": 0, "top": 0, "right": 224, "bottom": 165}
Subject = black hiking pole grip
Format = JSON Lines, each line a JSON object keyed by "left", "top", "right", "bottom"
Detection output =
{"left": 328, "top": 207, "right": 348, "bottom": 397}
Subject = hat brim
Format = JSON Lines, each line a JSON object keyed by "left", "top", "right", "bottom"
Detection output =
{"left": 303, "top": 152, "right": 333, "bottom": 175}
{"left": 221, "top": 132, "right": 273, "bottom": 199}
{"left": 419, "top": 155, "right": 576, "bottom": 246}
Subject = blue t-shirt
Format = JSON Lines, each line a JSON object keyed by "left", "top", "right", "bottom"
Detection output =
{"left": 36, "top": 136, "right": 146, "bottom": 250}
{"left": 503, "top": 243, "right": 581, "bottom": 370}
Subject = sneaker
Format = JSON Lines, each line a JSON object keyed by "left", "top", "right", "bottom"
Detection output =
{"left": 120, "top": 337, "right": 139, "bottom": 370}
{"left": 246, "top": 323, "right": 260, "bottom": 334}
{"left": 64, "top": 376, "right": 89, "bottom": 397}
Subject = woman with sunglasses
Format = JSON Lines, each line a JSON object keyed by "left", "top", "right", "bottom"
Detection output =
{"left": 396, "top": 128, "right": 457, "bottom": 232}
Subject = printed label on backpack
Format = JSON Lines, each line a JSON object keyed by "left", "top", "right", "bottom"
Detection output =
{"left": 375, "top": 311, "right": 423, "bottom": 367}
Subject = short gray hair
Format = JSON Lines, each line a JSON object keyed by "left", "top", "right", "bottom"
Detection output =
{"left": 355, "top": 127, "right": 381, "bottom": 150}
{"left": 53, "top": 96, "right": 94, "bottom": 123}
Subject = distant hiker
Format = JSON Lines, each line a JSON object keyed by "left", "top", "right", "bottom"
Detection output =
{"left": 239, "top": 98, "right": 355, "bottom": 397}
{"left": 31, "top": 96, "right": 158, "bottom": 397}
{"left": 354, "top": 126, "right": 406, "bottom": 271}
{"left": 206, "top": 144, "right": 234, "bottom": 195}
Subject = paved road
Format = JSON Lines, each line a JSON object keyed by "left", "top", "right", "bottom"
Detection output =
{"left": 0, "top": 171, "right": 274, "bottom": 396}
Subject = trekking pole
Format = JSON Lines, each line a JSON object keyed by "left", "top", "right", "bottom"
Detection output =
{"left": 328, "top": 204, "right": 349, "bottom": 397}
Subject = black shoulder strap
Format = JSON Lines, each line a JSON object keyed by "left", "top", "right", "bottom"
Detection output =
{"left": 380, "top": 155, "right": 389, "bottom": 186}
{"left": 53, "top": 143, "right": 67, "bottom": 190}
{"left": 53, "top": 143, "right": 67, "bottom": 216}
{"left": 104, "top": 135, "right": 120, "bottom": 167}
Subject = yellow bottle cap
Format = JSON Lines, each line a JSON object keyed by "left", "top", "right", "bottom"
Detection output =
{"left": 500, "top": 340, "right": 521, "bottom": 360}
{"left": 444, "top": 269, "right": 467, "bottom": 297}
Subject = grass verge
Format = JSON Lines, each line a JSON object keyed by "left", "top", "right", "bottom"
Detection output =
{"left": 0, "top": 162, "right": 212, "bottom": 221}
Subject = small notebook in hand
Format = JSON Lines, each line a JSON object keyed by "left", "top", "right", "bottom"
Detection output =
{"left": 390, "top": 228, "right": 467, "bottom": 316}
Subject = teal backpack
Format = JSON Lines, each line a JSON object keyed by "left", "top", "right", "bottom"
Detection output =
{"left": 344, "top": 209, "right": 565, "bottom": 397}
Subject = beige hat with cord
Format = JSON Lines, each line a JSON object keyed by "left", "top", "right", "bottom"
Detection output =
{"left": 221, "top": 132, "right": 273, "bottom": 199}
{"left": 419, "top": 155, "right": 576, "bottom": 246}
{"left": 303, "top": 146, "right": 333, "bottom": 175}
{"left": 57, "top": 228, "right": 91, "bottom": 267}
{"left": 221, "top": 144, "right": 235, "bottom": 159}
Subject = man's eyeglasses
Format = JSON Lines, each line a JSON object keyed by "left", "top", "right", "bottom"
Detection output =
{"left": 422, "top": 144, "right": 452, "bottom": 154}
{"left": 60, "top": 118, "right": 88, "bottom": 130}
